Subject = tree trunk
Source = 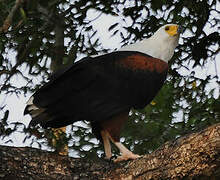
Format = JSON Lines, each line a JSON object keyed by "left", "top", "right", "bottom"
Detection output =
{"left": 0, "top": 123, "right": 220, "bottom": 180}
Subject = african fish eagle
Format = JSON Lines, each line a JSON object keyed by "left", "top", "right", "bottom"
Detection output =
{"left": 24, "top": 24, "right": 181, "bottom": 162}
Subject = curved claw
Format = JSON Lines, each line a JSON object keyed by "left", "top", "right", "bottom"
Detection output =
{"left": 114, "top": 153, "right": 141, "bottom": 163}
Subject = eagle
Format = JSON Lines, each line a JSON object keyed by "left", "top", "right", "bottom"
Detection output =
{"left": 24, "top": 24, "right": 181, "bottom": 162}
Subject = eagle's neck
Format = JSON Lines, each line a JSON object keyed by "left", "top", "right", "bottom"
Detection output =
{"left": 119, "top": 35, "right": 179, "bottom": 63}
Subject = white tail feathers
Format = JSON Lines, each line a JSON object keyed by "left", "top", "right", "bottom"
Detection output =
{"left": 24, "top": 96, "right": 44, "bottom": 117}
{"left": 27, "top": 96, "right": 34, "bottom": 105}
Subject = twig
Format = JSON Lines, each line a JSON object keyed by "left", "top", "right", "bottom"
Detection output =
{"left": 1, "top": 0, "right": 24, "bottom": 32}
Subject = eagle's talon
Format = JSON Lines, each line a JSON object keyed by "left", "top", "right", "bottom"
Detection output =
{"left": 114, "top": 153, "right": 141, "bottom": 163}
{"left": 103, "top": 155, "right": 116, "bottom": 164}
{"left": 110, "top": 155, "right": 117, "bottom": 161}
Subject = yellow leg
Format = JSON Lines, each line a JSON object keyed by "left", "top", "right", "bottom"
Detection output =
{"left": 113, "top": 142, "right": 140, "bottom": 162}
{"left": 104, "top": 131, "right": 140, "bottom": 162}
{"left": 101, "top": 130, "right": 112, "bottom": 159}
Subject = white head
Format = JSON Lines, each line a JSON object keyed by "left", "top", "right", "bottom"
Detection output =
{"left": 120, "top": 24, "right": 181, "bottom": 62}
{"left": 152, "top": 24, "right": 180, "bottom": 47}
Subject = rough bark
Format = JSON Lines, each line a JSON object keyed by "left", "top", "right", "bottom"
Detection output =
{"left": 0, "top": 123, "right": 220, "bottom": 180}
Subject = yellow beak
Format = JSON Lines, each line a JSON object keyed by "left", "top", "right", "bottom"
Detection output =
{"left": 167, "top": 25, "right": 179, "bottom": 36}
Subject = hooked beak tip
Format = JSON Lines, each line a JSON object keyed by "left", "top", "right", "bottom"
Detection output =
{"left": 178, "top": 26, "right": 184, "bottom": 33}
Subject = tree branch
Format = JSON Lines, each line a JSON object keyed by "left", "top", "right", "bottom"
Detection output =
{"left": 50, "top": 14, "right": 65, "bottom": 72}
{"left": 0, "top": 123, "right": 220, "bottom": 179}
{"left": 1, "top": 0, "right": 24, "bottom": 32}
{"left": 105, "top": 123, "right": 220, "bottom": 179}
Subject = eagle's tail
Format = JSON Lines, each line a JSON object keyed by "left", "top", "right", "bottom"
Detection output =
{"left": 24, "top": 96, "right": 49, "bottom": 128}
{"left": 24, "top": 96, "right": 72, "bottom": 128}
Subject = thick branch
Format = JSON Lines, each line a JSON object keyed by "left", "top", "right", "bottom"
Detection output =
{"left": 0, "top": 123, "right": 220, "bottom": 179}
{"left": 105, "top": 123, "right": 220, "bottom": 179}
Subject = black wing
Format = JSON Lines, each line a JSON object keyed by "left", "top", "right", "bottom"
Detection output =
{"left": 28, "top": 51, "right": 168, "bottom": 128}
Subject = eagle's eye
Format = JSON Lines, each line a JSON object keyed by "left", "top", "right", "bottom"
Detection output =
{"left": 165, "top": 26, "right": 170, "bottom": 31}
